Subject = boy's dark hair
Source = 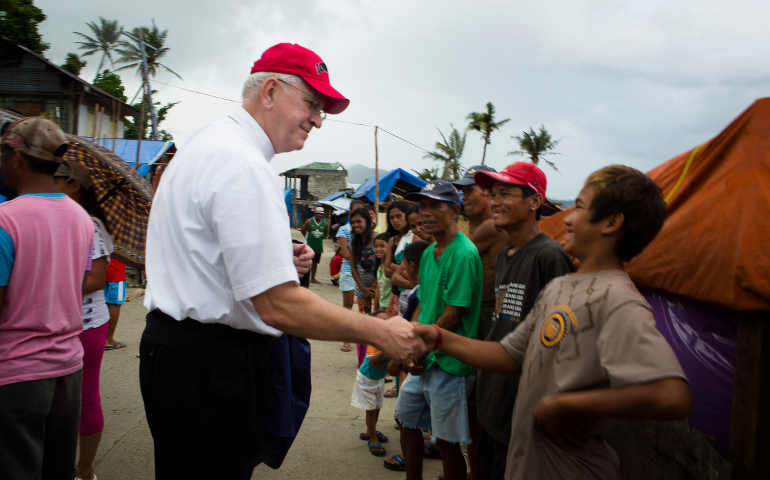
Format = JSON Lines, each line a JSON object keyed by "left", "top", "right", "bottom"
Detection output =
{"left": 404, "top": 240, "right": 430, "bottom": 264}
{"left": 374, "top": 232, "right": 389, "bottom": 243}
{"left": 585, "top": 165, "right": 666, "bottom": 262}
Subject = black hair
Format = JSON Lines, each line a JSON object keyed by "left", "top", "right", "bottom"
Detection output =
{"left": 374, "top": 232, "right": 389, "bottom": 243}
{"left": 585, "top": 165, "right": 666, "bottom": 262}
{"left": 514, "top": 184, "right": 543, "bottom": 220}
{"left": 19, "top": 151, "right": 60, "bottom": 176}
{"left": 350, "top": 207, "right": 374, "bottom": 264}
{"left": 385, "top": 201, "right": 415, "bottom": 239}
{"left": 404, "top": 240, "right": 430, "bottom": 264}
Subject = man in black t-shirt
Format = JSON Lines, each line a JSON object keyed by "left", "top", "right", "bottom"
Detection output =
{"left": 471, "top": 162, "right": 574, "bottom": 480}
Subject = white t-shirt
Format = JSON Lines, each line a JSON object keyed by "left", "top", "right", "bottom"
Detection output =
{"left": 144, "top": 106, "right": 298, "bottom": 336}
{"left": 82, "top": 217, "right": 113, "bottom": 330}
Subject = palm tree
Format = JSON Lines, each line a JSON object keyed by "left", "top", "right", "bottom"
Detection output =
{"left": 74, "top": 18, "right": 122, "bottom": 74}
{"left": 60, "top": 53, "right": 86, "bottom": 76}
{"left": 115, "top": 22, "right": 182, "bottom": 80}
{"left": 115, "top": 21, "right": 182, "bottom": 140}
{"left": 466, "top": 102, "right": 510, "bottom": 165}
{"left": 509, "top": 125, "right": 560, "bottom": 171}
{"left": 412, "top": 167, "right": 440, "bottom": 182}
{"left": 423, "top": 125, "right": 467, "bottom": 181}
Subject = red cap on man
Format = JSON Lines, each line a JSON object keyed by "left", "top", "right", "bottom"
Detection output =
{"left": 474, "top": 162, "right": 561, "bottom": 216}
{"left": 250, "top": 43, "right": 350, "bottom": 115}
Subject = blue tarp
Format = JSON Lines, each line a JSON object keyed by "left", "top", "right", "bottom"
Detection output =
{"left": 351, "top": 168, "right": 426, "bottom": 203}
{"left": 320, "top": 191, "right": 349, "bottom": 202}
{"left": 84, "top": 138, "right": 174, "bottom": 177}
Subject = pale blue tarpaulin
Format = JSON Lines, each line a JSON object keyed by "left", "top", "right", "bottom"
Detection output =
{"left": 84, "top": 138, "right": 174, "bottom": 177}
{"left": 351, "top": 168, "right": 426, "bottom": 203}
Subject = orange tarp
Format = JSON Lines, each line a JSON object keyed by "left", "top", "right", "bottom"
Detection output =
{"left": 541, "top": 98, "right": 770, "bottom": 312}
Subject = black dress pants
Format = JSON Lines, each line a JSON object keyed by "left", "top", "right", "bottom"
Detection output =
{"left": 139, "top": 310, "right": 272, "bottom": 480}
{"left": 0, "top": 370, "right": 82, "bottom": 480}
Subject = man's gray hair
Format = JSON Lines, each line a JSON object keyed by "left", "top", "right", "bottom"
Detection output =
{"left": 242, "top": 72, "right": 303, "bottom": 99}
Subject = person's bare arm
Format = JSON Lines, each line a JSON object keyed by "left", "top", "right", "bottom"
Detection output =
{"left": 435, "top": 305, "right": 465, "bottom": 332}
{"left": 391, "top": 262, "right": 416, "bottom": 289}
{"left": 82, "top": 257, "right": 108, "bottom": 294}
{"left": 338, "top": 237, "right": 352, "bottom": 261}
{"left": 300, "top": 220, "right": 309, "bottom": 236}
{"left": 415, "top": 323, "right": 519, "bottom": 373}
{"left": 350, "top": 254, "right": 372, "bottom": 298}
{"left": 251, "top": 282, "right": 424, "bottom": 363}
{"left": 383, "top": 237, "right": 396, "bottom": 277}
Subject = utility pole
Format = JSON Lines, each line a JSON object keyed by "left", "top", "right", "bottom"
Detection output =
{"left": 374, "top": 126, "right": 380, "bottom": 216}
{"left": 122, "top": 30, "right": 160, "bottom": 141}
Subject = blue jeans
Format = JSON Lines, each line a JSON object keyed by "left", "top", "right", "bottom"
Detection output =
{"left": 395, "top": 367, "right": 471, "bottom": 444}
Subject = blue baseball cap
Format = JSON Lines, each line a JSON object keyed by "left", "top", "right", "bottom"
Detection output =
{"left": 452, "top": 165, "right": 496, "bottom": 187}
{"left": 405, "top": 180, "right": 461, "bottom": 206}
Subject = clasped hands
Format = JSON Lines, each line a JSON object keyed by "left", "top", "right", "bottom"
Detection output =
{"left": 377, "top": 320, "right": 443, "bottom": 371}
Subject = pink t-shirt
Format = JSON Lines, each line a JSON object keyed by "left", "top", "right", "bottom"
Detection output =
{"left": 0, "top": 194, "right": 94, "bottom": 387}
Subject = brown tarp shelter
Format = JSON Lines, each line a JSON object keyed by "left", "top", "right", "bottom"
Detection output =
{"left": 541, "top": 98, "right": 770, "bottom": 312}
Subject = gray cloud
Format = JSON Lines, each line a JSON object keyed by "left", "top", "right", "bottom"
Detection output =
{"left": 35, "top": 0, "right": 770, "bottom": 199}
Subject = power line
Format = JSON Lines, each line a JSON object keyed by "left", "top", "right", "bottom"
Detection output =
{"left": 154, "top": 81, "right": 432, "bottom": 153}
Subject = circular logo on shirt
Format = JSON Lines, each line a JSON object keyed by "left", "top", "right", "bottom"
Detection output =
{"left": 540, "top": 304, "right": 578, "bottom": 348}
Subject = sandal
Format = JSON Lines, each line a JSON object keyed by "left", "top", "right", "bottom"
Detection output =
{"left": 424, "top": 441, "right": 441, "bottom": 459}
{"left": 383, "top": 454, "right": 406, "bottom": 471}
{"left": 368, "top": 441, "right": 386, "bottom": 457}
{"left": 340, "top": 344, "right": 353, "bottom": 352}
{"left": 384, "top": 387, "right": 398, "bottom": 398}
{"left": 360, "top": 431, "right": 388, "bottom": 443}
{"left": 104, "top": 341, "right": 126, "bottom": 351}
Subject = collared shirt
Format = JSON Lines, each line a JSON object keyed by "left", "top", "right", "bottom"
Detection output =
{"left": 144, "top": 106, "right": 298, "bottom": 336}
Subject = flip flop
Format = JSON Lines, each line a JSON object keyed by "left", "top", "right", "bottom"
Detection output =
{"left": 360, "top": 431, "right": 388, "bottom": 443}
{"left": 383, "top": 454, "right": 406, "bottom": 471}
{"left": 368, "top": 441, "right": 386, "bottom": 457}
{"left": 104, "top": 341, "right": 126, "bottom": 351}
{"left": 340, "top": 344, "right": 353, "bottom": 352}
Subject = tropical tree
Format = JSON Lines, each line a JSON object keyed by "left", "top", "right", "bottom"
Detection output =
{"left": 509, "top": 125, "right": 560, "bottom": 171}
{"left": 423, "top": 125, "right": 466, "bottom": 181}
{"left": 0, "top": 0, "right": 49, "bottom": 54}
{"left": 60, "top": 53, "right": 86, "bottom": 76}
{"left": 412, "top": 167, "right": 439, "bottom": 182}
{"left": 115, "top": 21, "right": 181, "bottom": 140}
{"left": 92, "top": 69, "right": 126, "bottom": 101}
{"left": 466, "top": 102, "right": 510, "bottom": 165}
{"left": 123, "top": 96, "right": 178, "bottom": 141}
{"left": 74, "top": 17, "right": 122, "bottom": 74}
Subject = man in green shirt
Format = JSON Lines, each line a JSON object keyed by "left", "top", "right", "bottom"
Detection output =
{"left": 395, "top": 180, "right": 482, "bottom": 480}
{"left": 300, "top": 206, "right": 328, "bottom": 283}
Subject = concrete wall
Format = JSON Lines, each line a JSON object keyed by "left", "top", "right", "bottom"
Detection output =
{"left": 307, "top": 172, "right": 347, "bottom": 200}
{"left": 79, "top": 103, "right": 125, "bottom": 138}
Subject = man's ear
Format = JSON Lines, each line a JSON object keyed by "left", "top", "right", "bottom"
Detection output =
{"left": 527, "top": 193, "right": 543, "bottom": 212}
{"left": 259, "top": 77, "right": 279, "bottom": 109}
{"left": 600, "top": 212, "right": 624, "bottom": 236}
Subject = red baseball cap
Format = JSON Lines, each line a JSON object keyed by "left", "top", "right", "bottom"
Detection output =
{"left": 250, "top": 43, "right": 350, "bottom": 115}
{"left": 475, "top": 162, "right": 562, "bottom": 216}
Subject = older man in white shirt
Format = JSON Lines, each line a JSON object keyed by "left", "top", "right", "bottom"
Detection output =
{"left": 140, "top": 43, "right": 424, "bottom": 479}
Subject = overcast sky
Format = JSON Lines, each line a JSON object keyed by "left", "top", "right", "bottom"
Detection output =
{"left": 36, "top": 0, "right": 769, "bottom": 199}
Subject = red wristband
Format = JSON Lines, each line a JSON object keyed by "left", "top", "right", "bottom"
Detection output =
{"left": 432, "top": 324, "right": 442, "bottom": 350}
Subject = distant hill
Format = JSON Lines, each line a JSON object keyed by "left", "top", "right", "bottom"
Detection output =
{"left": 346, "top": 164, "right": 389, "bottom": 184}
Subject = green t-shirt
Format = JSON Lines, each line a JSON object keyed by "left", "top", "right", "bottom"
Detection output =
{"left": 306, "top": 218, "right": 325, "bottom": 253}
{"left": 418, "top": 231, "right": 482, "bottom": 377}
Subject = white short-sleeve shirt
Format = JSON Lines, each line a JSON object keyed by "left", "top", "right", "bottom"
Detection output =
{"left": 144, "top": 106, "right": 298, "bottom": 336}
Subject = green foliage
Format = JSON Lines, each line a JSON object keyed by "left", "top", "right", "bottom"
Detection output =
{"left": 60, "top": 53, "right": 86, "bottom": 76}
{"left": 0, "top": 0, "right": 49, "bottom": 54}
{"left": 412, "top": 167, "right": 440, "bottom": 182}
{"left": 423, "top": 125, "right": 466, "bottom": 181}
{"left": 509, "top": 125, "right": 560, "bottom": 171}
{"left": 115, "top": 21, "right": 182, "bottom": 80}
{"left": 123, "top": 98, "right": 178, "bottom": 140}
{"left": 466, "top": 102, "right": 510, "bottom": 165}
{"left": 92, "top": 70, "right": 127, "bottom": 102}
{"left": 74, "top": 17, "right": 122, "bottom": 74}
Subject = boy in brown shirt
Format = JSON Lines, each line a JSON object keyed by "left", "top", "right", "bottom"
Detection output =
{"left": 415, "top": 165, "right": 691, "bottom": 480}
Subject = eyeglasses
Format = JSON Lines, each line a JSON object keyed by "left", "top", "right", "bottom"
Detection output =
{"left": 277, "top": 78, "right": 327, "bottom": 119}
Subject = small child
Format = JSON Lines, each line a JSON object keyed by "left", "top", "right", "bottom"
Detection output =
{"left": 417, "top": 165, "right": 691, "bottom": 480}
{"left": 351, "top": 317, "right": 391, "bottom": 457}
{"left": 329, "top": 244, "right": 342, "bottom": 286}
{"left": 372, "top": 233, "right": 391, "bottom": 314}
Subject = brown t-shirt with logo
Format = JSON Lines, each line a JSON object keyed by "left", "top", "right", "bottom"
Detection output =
{"left": 499, "top": 270, "right": 686, "bottom": 480}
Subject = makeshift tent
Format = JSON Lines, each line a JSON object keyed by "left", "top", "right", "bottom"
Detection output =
{"left": 85, "top": 138, "right": 175, "bottom": 178}
{"left": 541, "top": 97, "right": 770, "bottom": 312}
{"left": 352, "top": 168, "right": 426, "bottom": 203}
{"left": 540, "top": 98, "right": 770, "bottom": 458}
{"left": 318, "top": 192, "right": 351, "bottom": 215}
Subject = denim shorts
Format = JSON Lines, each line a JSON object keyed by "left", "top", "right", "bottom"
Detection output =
{"left": 395, "top": 367, "right": 471, "bottom": 444}
{"left": 339, "top": 272, "right": 355, "bottom": 292}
